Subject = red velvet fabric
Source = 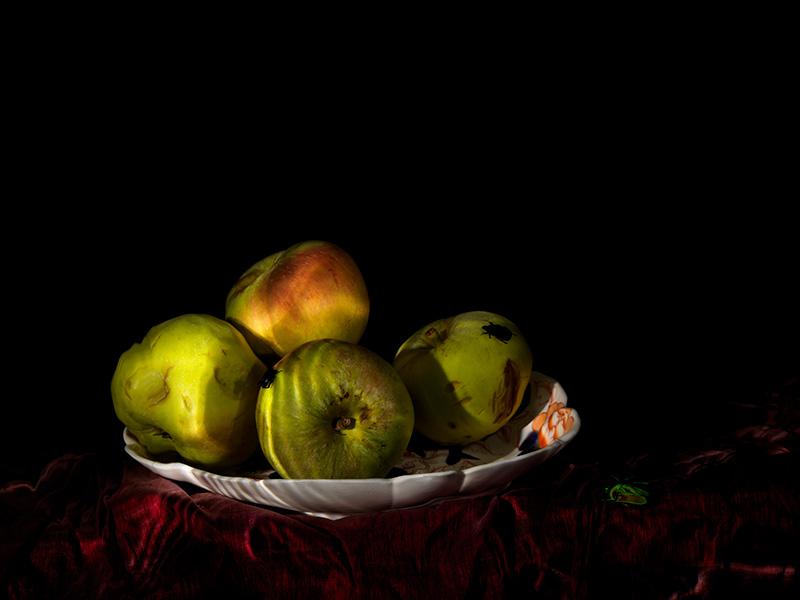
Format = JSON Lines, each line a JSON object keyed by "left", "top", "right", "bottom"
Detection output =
{"left": 3, "top": 382, "right": 798, "bottom": 598}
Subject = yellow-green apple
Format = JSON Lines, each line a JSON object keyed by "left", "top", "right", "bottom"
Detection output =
{"left": 225, "top": 240, "right": 369, "bottom": 357}
{"left": 256, "top": 339, "right": 414, "bottom": 479}
{"left": 394, "top": 311, "right": 532, "bottom": 446}
{"left": 111, "top": 314, "right": 265, "bottom": 468}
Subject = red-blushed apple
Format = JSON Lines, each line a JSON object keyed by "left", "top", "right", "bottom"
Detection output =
{"left": 225, "top": 240, "right": 369, "bottom": 357}
{"left": 256, "top": 339, "right": 414, "bottom": 479}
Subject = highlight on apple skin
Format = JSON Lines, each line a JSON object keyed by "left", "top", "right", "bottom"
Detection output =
{"left": 256, "top": 339, "right": 415, "bottom": 479}
{"left": 111, "top": 314, "right": 266, "bottom": 469}
{"left": 225, "top": 240, "right": 370, "bottom": 358}
{"left": 393, "top": 311, "right": 533, "bottom": 446}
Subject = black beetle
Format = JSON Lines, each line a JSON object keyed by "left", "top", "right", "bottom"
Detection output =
{"left": 481, "top": 322, "right": 513, "bottom": 343}
{"left": 259, "top": 365, "right": 280, "bottom": 389}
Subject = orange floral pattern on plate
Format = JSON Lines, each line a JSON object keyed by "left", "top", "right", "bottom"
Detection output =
{"left": 531, "top": 398, "right": 576, "bottom": 448}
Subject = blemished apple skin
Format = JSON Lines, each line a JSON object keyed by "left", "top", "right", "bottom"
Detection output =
{"left": 111, "top": 314, "right": 266, "bottom": 469}
{"left": 225, "top": 240, "right": 370, "bottom": 357}
{"left": 256, "top": 339, "right": 414, "bottom": 479}
{"left": 393, "top": 311, "right": 533, "bottom": 446}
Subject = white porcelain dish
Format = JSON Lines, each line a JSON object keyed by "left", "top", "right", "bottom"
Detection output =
{"left": 123, "top": 372, "right": 580, "bottom": 519}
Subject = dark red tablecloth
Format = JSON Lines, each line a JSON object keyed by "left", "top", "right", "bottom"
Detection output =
{"left": 2, "top": 380, "right": 798, "bottom": 599}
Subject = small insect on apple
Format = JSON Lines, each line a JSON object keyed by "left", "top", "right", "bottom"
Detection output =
{"left": 259, "top": 365, "right": 280, "bottom": 389}
{"left": 481, "top": 322, "right": 513, "bottom": 343}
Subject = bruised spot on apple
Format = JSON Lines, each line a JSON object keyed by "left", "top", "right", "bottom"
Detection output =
{"left": 124, "top": 367, "right": 172, "bottom": 407}
{"left": 492, "top": 359, "right": 521, "bottom": 424}
{"left": 256, "top": 339, "right": 414, "bottom": 479}
{"left": 111, "top": 314, "right": 266, "bottom": 469}
{"left": 394, "top": 311, "right": 533, "bottom": 446}
{"left": 225, "top": 241, "right": 370, "bottom": 358}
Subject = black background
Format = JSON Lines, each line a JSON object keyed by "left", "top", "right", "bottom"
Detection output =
{"left": 2, "top": 41, "right": 796, "bottom": 481}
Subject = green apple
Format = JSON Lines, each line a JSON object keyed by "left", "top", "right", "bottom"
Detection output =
{"left": 111, "top": 314, "right": 265, "bottom": 468}
{"left": 225, "top": 240, "right": 370, "bottom": 357}
{"left": 394, "top": 311, "right": 533, "bottom": 446}
{"left": 256, "top": 339, "right": 414, "bottom": 479}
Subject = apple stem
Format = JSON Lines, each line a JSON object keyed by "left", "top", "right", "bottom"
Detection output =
{"left": 334, "top": 416, "right": 356, "bottom": 431}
